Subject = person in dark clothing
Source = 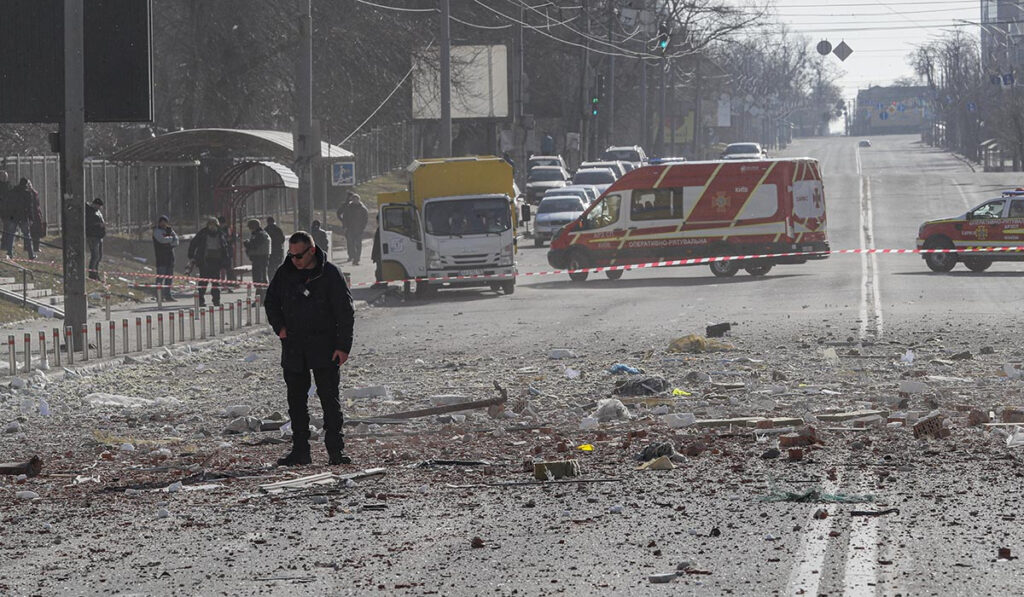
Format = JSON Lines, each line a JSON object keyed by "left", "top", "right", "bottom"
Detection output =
{"left": 85, "top": 198, "right": 105, "bottom": 277}
{"left": 371, "top": 226, "right": 386, "bottom": 287}
{"left": 152, "top": 215, "right": 179, "bottom": 301}
{"left": 3, "top": 178, "right": 36, "bottom": 260}
{"left": 337, "top": 192, "right": 369, "bottom": 265}
{"left": 243, "top": 218, "right": 271, "bottom": 297}
{"left": 28, "top": 181, "right": 43, "bottom": 255}
{"left": 310, "top": 220, "right": 329, "bottom": 258}
{"left": 265, "top": 216, "right": 285, "bottom": 272}
{"left": 187, "top": 217, "right": 230, "bottom": 306}
{"left": 264, "top": 231, "right": 354, "bottom": 466}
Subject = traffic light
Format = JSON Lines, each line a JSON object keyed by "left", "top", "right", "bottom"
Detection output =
{"left": 591, "top": 88, "right": 600, "bottom": 117}
{"left": 656, "top": 22, "right": 671, "bottom": 54}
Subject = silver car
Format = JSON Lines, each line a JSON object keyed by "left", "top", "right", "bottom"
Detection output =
{"left": 571, "top": 168, "right": 617, "bottom": 195}
{"left": 533, "top": 195, "right": 587, "bottom": 247}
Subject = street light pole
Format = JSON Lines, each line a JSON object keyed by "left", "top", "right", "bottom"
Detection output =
{"left": 296, "top": 0, "right": 314, "bottom": 229}
{"left": 62, "top": 0, "right": 87, "bottom": 350}
{"left": 440, "top": 0, "right": 452, "bottom": 157}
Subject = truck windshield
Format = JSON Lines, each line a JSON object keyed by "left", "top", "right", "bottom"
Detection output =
{"left": 424, "top": 197, "right": 511, "bottom": 236}
{"left": 538, "top": 198, "right": 584, "bottom": 214}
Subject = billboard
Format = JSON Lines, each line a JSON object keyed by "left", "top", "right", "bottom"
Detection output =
{"left": 412, "top": 44, "right": 509, "bottom": 120}
{"left": 0, "top": 0, "right": 153, "bottom": 123}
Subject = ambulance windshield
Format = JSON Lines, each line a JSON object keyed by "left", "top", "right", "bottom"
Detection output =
{"left": 424, "top": 197, "right": 511, "bottom": 236}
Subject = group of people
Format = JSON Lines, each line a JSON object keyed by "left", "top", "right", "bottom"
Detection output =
{"left": 0, "top": 170, "right": 46, "bottom": 262}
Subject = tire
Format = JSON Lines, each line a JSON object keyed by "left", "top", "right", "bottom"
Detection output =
{"left": 744, "top": 263, "right": 773, "bottom": 276}
{"left": 962, "top": 257, "right": 992, "bottom": 272}
{"left": 501, "top": 280, "right": 515, "bottom": 294}
{"left": 534, "top": 237, "right": 544, "bottom": 248}
{"left": 709, "top": 260, "right": 740, "bottom": 278}
{"left": 605, "top": 269, "right": 623, "bottom": 280}
{"left": 489, "top": 282, "right": 501, "bottom": 292}
{"left": 415, "top": 281, "right": 437, "bottom": 298}
{"left": 923, "top": 237, "right": 957, "bottom": 272}
{"left": 567, "top": 251, "right": 590, "bottom": 282}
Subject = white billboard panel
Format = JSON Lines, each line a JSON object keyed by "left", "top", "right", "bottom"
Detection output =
{"left": 412, "top": 44, "right": 509, "bottom": 120}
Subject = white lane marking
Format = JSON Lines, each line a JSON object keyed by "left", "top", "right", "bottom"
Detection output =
{"left": 843, "top": 515, "right": 880, "bottom": 596}
{"left": 865, "top": 177, "right": 883, "bottom": 337}
{"left": 787, "top": 477, "right": 840, "bottom": 595}
{"left": 951, "top": 177, "right": 971, "bottom": 210}
{"left": 857, "top": 146, "right": 882, "bottom": 340}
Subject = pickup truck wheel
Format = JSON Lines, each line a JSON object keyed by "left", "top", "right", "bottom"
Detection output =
{"left": 923, "top": 237, "right": 957, "bottom": 272}
{"left": 567, "top": 251, "right": 590, "bottom": 282}
{"left": 501, "top": 280, "right": 515, "bottom": 294}
{"left": 744, "top": 263, "right": 773, "bottom": 276}
{"left": 488, "top": 282, "right": 501, "bottom": 292}
{"left": 709, "top": 260, "right": 740, "bottom": 278}
{"left": 962, "top": 257, "right": 992, "bottom": 272}
{"left": 605, "top": 269, "right": 623, "bottom": 280}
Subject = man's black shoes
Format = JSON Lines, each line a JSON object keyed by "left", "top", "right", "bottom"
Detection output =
{"left": 276, "top": 446, "right": 312, "bottom": 466}
{"left": 328, "top": 451, "right": 352, "bottom": 465}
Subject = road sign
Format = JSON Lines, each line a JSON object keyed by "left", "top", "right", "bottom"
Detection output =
{"left": 816, "top": 40, "right": 832, "bottom": 56}
{"left": 331, "top": 162, "right": 355, "bottom": 186}
{"left": 833, "top": 41, "right": 853, "bottom": 62}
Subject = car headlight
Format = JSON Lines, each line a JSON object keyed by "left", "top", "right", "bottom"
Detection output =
{"left": 427, "top": 248, "right": 442, "bottom": 270}
{"left": 499, "top": 243, "right": 514, "bottom": 266}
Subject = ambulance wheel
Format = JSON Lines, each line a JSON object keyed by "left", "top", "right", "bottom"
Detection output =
{"left": 962, "top": 257, "right": 992, "bottom": 272}
{"left": 923, "top": 237, "right": 957, "bottom": 272}
{"left": 744, "top": 263, "right": 773, "bottom": 276}
{"left": 567, "top": 251, "right": 590, "bottom": 282}
{"left": 501, "top": 280, "right": 515, "bottom": 294}
{"left": 605, "top": 269, "right": 623, "bottom": 280}
{"left": 709, "top": 260, "right": 740, "bottom": 278}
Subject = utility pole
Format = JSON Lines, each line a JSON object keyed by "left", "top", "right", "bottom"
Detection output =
{"left": 654, "top": 56, "right": 667, "bottom": 156}
{"left": 62, "top": 0, "right": 87, "bottom": 350}
{"left": 295, "top": 0, "right": 314, "bottom": 229}
{"left": 692, "top": 57, "right": 702, "bottom": 159}
{"left": 606, "top": 0, "right": 615, "bottom": 148}
{"left": 440, "top": 0, "right": 452, "bottom": 157}
{"left": 513, "top": 1, "right": 525, "bottom": 189}
{"left": 578, "top": 0, "right": 591, "bottom": 163}
{"left": 640, "top": 59, "right": 647, "bottom": 149}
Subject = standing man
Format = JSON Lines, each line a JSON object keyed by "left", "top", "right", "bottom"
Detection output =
{"left": 3, "top": 178, "right": 36, "bottom": 260}
{"left": 337, "top": 191, "right": 368, "bottom": 265}
{"left": 152, "top": 215, "right": 179, "bottom": 301}
{"left": 28, "top": 180, "right": 43, "bottom": 255}
{"left": 85, "top": 198, "right": 105, "bottom": 278}
{"left": 243, "top": 218, "right": 271, "bottom": 296}
{"left": 310, "top": 220, "right": 329, "bottom": 259}
{"left": 187, "top": 217, "right": 230, "bottom": 306}
{"left": 265, "top": 231, "right": 354, "bottom": 466}
{"left": 265, "top": 215, "right": 285, "bottom": 272}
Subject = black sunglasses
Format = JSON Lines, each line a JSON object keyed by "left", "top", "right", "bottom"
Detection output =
{"left": 287, "top": 246, "right": 311, "bottom": 259}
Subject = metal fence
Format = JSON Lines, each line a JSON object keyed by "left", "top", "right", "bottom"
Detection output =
{"left": 340, "top": 121, "right": 415, "bottom": 185}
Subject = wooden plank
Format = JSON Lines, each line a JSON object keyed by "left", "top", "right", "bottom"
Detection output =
{"left": 384, "top": 396, "right": 507, "bottom": 420}
{"left": 817, "top": 410, "right": 889, "bottom": 422}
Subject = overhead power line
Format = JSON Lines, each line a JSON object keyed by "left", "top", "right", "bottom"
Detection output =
{"left": 353, "top": 0, "right": 435, "bottom": 13}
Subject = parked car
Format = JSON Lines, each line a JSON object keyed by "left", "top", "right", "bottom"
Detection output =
{"left": 571, "top": 168, "right": 617, "bottom": 194}
{"left": 720, "top": 142, "right": 768, "bottom": 160}
{"left": 533, "top": 195, "right": 588, "bottom": 247}
{"left": 858, "top": 139, "right": 871, "bottom": 148}
{"left": 528, "top": 155, "right": 568, "bottom": 172}
{"left": 580, "top": 160, "right": 629, "bottom": 178}
{"left": 917, "top": 188, "right": 1024, "bottom": 272}
{"left": 543, "top": 185, "right": 594, "bottom": 206}
{"left": 600, "top": 145, "right": 648, "bottom": 168}
{"left": 560, "top": 184, "right": 600, "bottom": 204}
{"left": 525, "top": 165, "right": 571, "bottom": 204}
{"left": 649, "top": 156, "right": 688, "bottom": 165}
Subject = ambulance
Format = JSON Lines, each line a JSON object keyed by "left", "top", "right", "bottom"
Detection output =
{"left": 546, "top": 158, "right": 829, "bottom": 280}
{"left": 377, "top": 156, "right": 518, "bottom": 296}
{"left": 916, "top": 188, "right": 1024, "bottom": 272}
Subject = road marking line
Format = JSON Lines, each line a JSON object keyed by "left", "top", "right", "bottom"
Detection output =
{"left": 843, "top": 515, "right": 881, "bottom": 596}
{"left": 857, "top": 147, "right": 882, "bottom": 340}
{"left": 787, "top": 477, "right": 840, "bottom": 595}
{"left": 865, "top": 177, "right": 884, "bottom": 337}
{"left": 951, "top": 177, "right": 971, "bottom": 210}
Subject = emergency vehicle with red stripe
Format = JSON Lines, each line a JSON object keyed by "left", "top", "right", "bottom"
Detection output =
{"left": 917, "top": 188, "right": 1024, "bottom": 273}
{"left": 546, "top": 158, "right": 829, "bottom": 280}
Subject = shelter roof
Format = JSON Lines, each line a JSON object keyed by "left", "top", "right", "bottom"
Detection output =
{"left": 108, "top": 128, "right": 352, "bottom": 163}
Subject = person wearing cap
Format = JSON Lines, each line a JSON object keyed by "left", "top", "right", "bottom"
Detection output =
{"left": 337, "top": 191, "right": 368, "bottom": 265}
{"left": 243, "top": 218, "right": 271, "bottom": 297}
{"left": 85, "top": 198, "right": 106, "bottom": 279}
{"left": 152, "top": 215, "right": 179, "bottom": 301}
{"left": 187, "top": 217, "right": 230, "bottom": 306}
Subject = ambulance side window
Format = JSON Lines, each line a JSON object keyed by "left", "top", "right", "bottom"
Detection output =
{"left": 630, "top": 189, "right": 681, "bottom": 221}
{"left": 970, "top": 200, "right": 1005, "bottom": 219}
{"left": 584, "top": 194, "right": 622, "bottom": 229}
{"left": 1010, "top": 199, "right": 1024, "bottom": 218}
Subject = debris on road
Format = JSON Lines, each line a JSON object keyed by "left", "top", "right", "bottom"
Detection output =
{"left": 533, "top": 460, "right": 581, "bottom": 481}
{"left": 850, "top": 508, "right": 900, "bottom": 517}
{"left": 0, "top": 455, "right": 43, "bottom": 477}
{"left": 667, "top": 334, "right": 735, "bottom": 353}
{"left": 705, "top": 322, "right": 732, "bottom": 338}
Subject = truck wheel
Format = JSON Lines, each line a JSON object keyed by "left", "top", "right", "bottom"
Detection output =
{"left": 567, "top": 251, "right": 590, "bottom": 282}
{"left": 744, "top": 263, "right": 773, "bottom": 276}
{"left": 501, "top": 280, "right": 515, "bottom": 294}
{"left": 489, "top": 282, "right": 501, "bottom": 292}
{"left": 605, "top": 269, "right": 623, "bottom": 280}
{"left": 962, "top": 257, "right": 992, "bottom": 272}
{"left": 415, "top": 281, "right": 437, "bottom": 298}
{"left": 924, "top": 237, "right": 957, "bottom": 272}
{"left": 709, "top": 260, "right": 739, "bottom": 278}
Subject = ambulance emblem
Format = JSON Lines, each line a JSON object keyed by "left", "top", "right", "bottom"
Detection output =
{"left": 976, "top": 225, "right": 988, "bottom": 240}
{"left": 712, "top": 192, "right": 731, "bottom": 213}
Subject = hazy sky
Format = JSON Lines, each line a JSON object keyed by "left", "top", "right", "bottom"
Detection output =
{"left": 769, "top": 0, "right": 981, "bottom": 101}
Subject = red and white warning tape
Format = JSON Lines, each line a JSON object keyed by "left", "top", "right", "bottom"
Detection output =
{"left": 6, "top": 245, "right": 1020, "bottom": 291}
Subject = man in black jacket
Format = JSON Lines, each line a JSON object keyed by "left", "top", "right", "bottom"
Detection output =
{"left": 152, "top": 215, "right": 179, "bottom": 301}
{"left": 187, "top": 217, "right": 230, "bottom": 306}
{"left": 264, "top": 216, "right": 285, "bottom": 272}
{"left": 264, "top": 231, "right": 354, "bottom": 466}
{"left": 85, "top": 198, "right": 105, "bottom": 278}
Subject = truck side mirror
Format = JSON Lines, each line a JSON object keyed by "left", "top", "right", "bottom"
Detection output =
{"left": 520, "top": 204, "right": 531, "bottom": 223}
